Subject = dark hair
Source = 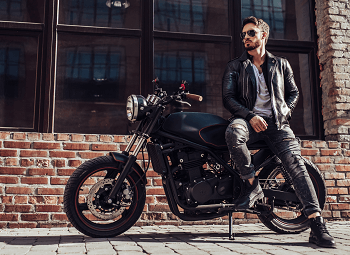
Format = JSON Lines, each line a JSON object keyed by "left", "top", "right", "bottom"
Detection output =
{"left": 242, "top": 16, "right": 270, "bottom": 44}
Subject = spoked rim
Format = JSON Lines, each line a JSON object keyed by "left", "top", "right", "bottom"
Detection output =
{"left": 260, "top": 166, "right": 307, "bottom": 225}
{"left": 74, "top": 167, "right": 140, "bottom": 231}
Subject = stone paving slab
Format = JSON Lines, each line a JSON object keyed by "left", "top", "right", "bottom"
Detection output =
{"left": 0, "top": 221, "right": 348, "bottom": 254}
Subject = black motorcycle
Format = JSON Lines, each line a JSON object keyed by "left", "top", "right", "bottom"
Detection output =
{"left": 64, "top": 79, "right": 326, "bottom": 239}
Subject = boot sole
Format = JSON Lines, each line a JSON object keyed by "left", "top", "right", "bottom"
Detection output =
{"left": 309, "top": 237, "right": 336, "bottom": 248}
{"left": 248, "top": 191, "right": 264, "bottom": 209}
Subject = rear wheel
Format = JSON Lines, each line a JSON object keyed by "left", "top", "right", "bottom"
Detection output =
{"left": 64, "top": 156, "right": 146, "bottom": 237}
{"left": 257, "top": 158, "right": 326, "bottom": 234}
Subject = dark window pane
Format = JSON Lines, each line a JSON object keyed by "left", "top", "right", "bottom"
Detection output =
{"left": 59, "top": 0, "right": 140, "bottom": 29}
{"left": 154, "top": 0, "right": 229, "bottom": 35}
{"left": 0, "top": 36, "right": 38, "bottom": 128}
{"left": 269, "top": 51, "right": 314, "bottom": 136}
{"left": 241, "top": 0, "right": 312, "bottom": 41}
{"left": 55, "top": 34, "right": 140, "bottom": 134}
{"left": 154, "top": 40, "right": 231, "bottom": 119}
{"left": 0, "top": 0, "right": 45, "bottom": 23}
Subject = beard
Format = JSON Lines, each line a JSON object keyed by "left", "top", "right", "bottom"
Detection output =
{"left": 244, "top": 40, "right": 261, "bottom": 51}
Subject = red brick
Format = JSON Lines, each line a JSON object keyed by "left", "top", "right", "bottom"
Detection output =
{"left": 325, "top": 180, "right": 335, "bottom": 186}
{"left": 328, "top": 141, "right": 339, "bottom": 148}
{"left": 33, "top": 142, "right": 60, "bottom": 150}
{"left": 56, "top": 134, "right": 69, "bottom": 141}
{"left": 14, "top": 196, "right": 28, "bottom": 204}
{"left": 85, "top": 135, "right": 98, "bottom": 142}
{"left": 147, "top": 188, "right": 165, "bottom": 195}
{"left": 6, "top": 187, "right": 33, "bottom": 194}
{"left": 153, "top": 178, "right": 163, "bottom": 186}
{"left": 302, "top": 141, "right": 313, "bottom": 148}
{"left": 330, "top": 203, "right": 350, "bottom": 210}
{"left": 8, "top": 223, "right": 37, "bottom": 228}
{"left": 313, "top": 157, "right": 332, "bottom": 163}
{"left": 68, "top": 160, "right": 81, "bottom": 167}
{"left": 5, "top": 205, "right": 32, "bottom": 213}
{"left": 148, "top": 204, "right": 171, "bottom": 212}
{"left": 36, "top": 205, "right": 62, "bottom": 212}
{"left": 315, "top": 141, "right": 327, "bottom": 148}
{"left": 78, "top": 152, "right": 105, "bottom": 159}
{"left": 335, "top": 158, "right": 350, "bottom": 164}
{"left": 51, "top": 213, "right": 68, "bottom": 221}
{"left": 0, "top": 167, "right": 26, "bottom": 175}
{"left": 13, "top": 132, "right": 26, "bottom": 140}
{"left": 50, "top": 177, "right": 69, "bottom": 185}
{"left": 100, "top": 135, "right": 112, "bottom": 143}
{"left": 71, "top": 134, "right": 84, "bottom": 142}
{"left": 63, "top": 143, "right": 89, "bottom": 150}
{"left": 341, "top": 142, "right": 349, "bottom": 149}
{"left": 320, "top": 149, "right": 341, "bottom": 156}
{"left": 37, "top": 188, "right": 64, "bottom": 195}
{"left": 0, "top": 176, "right": 19, "bottom": 184}
{"left": 325, "top": 172, "right": 345, "bottom": 179}
{"left": 28, "top": 168, "right": 55, "bottom": 176}
{"left": 57, "top": 168, "right": 75, "bottom": 176}
{"left": 335, "top": 165, "right": 350, "bottom": 171}
{"left": 20, "top": 159, "right": 34, "bottom": 167}
{"left": 327, "top": 188, "right": 348, "bottom": 195}
{"left": 146, "top": 196, "right": 155, "bottom": 204}
{"left": 1, "top": 196, "right": 13, "bottom": 203}
{"left": 246, "top": 213, "right": 259, "bottom": 219}
{"left": 114, "top": 136, "right": 126, "bottom": 143}
{"left": 146, "top": 169, "right": 158, "bottom": 177}
{"left": 0, "top": 132, "right": 10, "bottom": 139}
{"left": 0, "top": 213, "right": 19, "bottom": 221}
{"left": 20, "top": 150, "right": 48, "bottom": 157}
{"left": 91, "top": 144, "right": 118, "bottom": 151}
{"left": 42, "top": 133, "right": 54, "bottom": 140}
{"left": 21, "top": 213, "right": 49, "bottom": 221}
{"left": 52, "top": 159, "right": 66, "bottom": 167}
{"left": 29, "top": 196, "right": 57, "bottom": 205}
{"left": 21, "top": 177, "right": 48, "bottom": 184}
{"left": 3, "top": 141, "right": 31, "bottom": 149}
{"left": 315, "top": 164, "right": 332, "bottom": 171}
{"left": 37, "top": 223, "right": 68, "bottom": 228}
{"left": 5, "top": 158, "right": 18, "bottom": 166}
{"left": 49, "top": 151, "right": 76, "bottom": 158}
{"left": 337, "top": 179, "right": 350, "bottom": 186}
{"left": 0, "top": 149, "right": 17, "bottom": 157}
{"left": 27, "top": 133, "right": 41, "bottom": 140}
{"left": 120, "top": 145, "right": 136, "bottom": 151}
{"left": 301, "top": 149, "right": 318, "bottom": 156}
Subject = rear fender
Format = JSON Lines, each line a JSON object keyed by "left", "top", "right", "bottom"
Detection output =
{"left": 109, "top": 152, "right": 147, "bottom": 185}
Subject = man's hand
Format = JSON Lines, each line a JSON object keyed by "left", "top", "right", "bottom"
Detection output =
{"left": 249, "top": 116, "right": 268, "bottom": 133}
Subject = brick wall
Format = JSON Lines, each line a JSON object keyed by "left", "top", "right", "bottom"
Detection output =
{"left": 0, "top": 131, "right": 349, "bottom": 228}
{"left": 316, "top": 0, "right": 350, "bottom": 141}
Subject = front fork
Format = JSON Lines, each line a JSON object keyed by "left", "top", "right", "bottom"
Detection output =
{"left": 107, "top": 107, "right": 163, "bottom": 201}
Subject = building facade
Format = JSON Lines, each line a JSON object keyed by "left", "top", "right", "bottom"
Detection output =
{"left": 0, "top": 0, "right": 349, "bottom": 228}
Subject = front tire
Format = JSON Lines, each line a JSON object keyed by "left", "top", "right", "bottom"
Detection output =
{"left": 64, "top": 156, "right": 146, "bottom": 237}
{"left": 257, "top": 158, "right": 326, "bottom": 234}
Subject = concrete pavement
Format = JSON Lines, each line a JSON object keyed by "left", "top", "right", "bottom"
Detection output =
{"left": 0, "top": 221, "right": 349, "bottom": 255}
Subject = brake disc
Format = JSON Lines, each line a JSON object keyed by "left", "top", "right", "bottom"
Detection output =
{"left": 87, "top": 178, "right": 130, "bottom": 220}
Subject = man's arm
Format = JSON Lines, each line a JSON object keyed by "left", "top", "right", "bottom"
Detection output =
{"left": 283, "top": 59, "right": 299, "bottom": 113}
{"left": 222, "top": 62, "right": 256, "bottom": 121}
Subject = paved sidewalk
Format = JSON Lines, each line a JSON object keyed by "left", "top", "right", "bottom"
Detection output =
{"left": 0, "top": 221, "right": 349, "bottom": 255}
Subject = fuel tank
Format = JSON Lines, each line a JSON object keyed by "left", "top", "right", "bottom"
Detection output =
{"left": 162, "top": 112, "right": 229, "bottom": 149}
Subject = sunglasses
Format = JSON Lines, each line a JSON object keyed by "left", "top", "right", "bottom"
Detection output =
{"left": 240, "top": 30, "right": 259, "bottom": 40}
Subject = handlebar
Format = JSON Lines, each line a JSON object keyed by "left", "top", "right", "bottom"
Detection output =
{"left": 185, "top": 93, "right": 203, "bottom": 102}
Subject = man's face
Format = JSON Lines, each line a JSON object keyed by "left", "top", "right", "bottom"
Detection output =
{"left": 241, "top": 23, "right": 265, "bottom": 51}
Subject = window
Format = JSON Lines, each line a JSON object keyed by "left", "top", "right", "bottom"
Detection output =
{"left": 0, "top": 0, "right": 321, "bottom": 139}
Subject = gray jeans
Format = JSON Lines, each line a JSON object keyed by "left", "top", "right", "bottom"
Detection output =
{"left": 225, "top": 117, "right": 321, "bottom": 217}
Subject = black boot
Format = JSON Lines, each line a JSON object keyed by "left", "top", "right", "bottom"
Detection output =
{"left": 235, "top": 177, "right": 264, "bottom": 209}
{"left": 309, "top": 216, "right": 336, "bottom": 248}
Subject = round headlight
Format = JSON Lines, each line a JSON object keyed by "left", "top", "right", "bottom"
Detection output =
{"left": 126, "top": 95, "right": 147, "bottom": 122}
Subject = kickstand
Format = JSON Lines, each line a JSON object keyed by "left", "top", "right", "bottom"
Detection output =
{"left": 228, "top": 211, "right": 235, "bottom": 240}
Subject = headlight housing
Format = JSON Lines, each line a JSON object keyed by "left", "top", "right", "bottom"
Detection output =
{"left": 126, "top": 95, "right": 148, "bottom": 122}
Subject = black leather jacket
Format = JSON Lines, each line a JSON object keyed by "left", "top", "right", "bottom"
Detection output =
{"left": 222, "top": 51, "right": 299, "bottom": 130}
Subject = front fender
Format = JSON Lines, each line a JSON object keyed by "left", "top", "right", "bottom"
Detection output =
{"left": 109, "top": 152, "right": 147, "bottom": 185}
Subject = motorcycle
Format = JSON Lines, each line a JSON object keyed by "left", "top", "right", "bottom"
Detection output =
{"left": 63, "top": 79, "right": 326, "bottom": 239}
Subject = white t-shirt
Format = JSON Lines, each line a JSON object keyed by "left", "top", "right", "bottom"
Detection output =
{"left": 252, "top": 64, "right": 273, "bottom": 117}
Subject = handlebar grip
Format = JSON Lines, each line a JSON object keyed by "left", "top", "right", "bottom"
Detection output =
{"left": 186, "top": 93, "right": 203, "bottom": 102}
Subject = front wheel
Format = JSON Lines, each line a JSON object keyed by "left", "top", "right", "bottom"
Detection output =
{"left": 257, "top": 158, "right": 326, "bottom": 234}
{"left": 64, "top": 156, "right": 146, "bottom": 237}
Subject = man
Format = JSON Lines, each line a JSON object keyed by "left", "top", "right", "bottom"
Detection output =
{"left": 222, "top": 16, "right": 335, "bottom": 248}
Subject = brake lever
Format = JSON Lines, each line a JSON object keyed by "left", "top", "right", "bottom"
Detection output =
{"left": 175, "top": 100, "right": 191, "bottom": 107}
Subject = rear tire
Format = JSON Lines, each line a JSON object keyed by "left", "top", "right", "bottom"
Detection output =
{"left": 257, "top": 158, "right": 326, "bottom": 234}
{"left": 64, "top": 156, "right": 146, "bottom": 237}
